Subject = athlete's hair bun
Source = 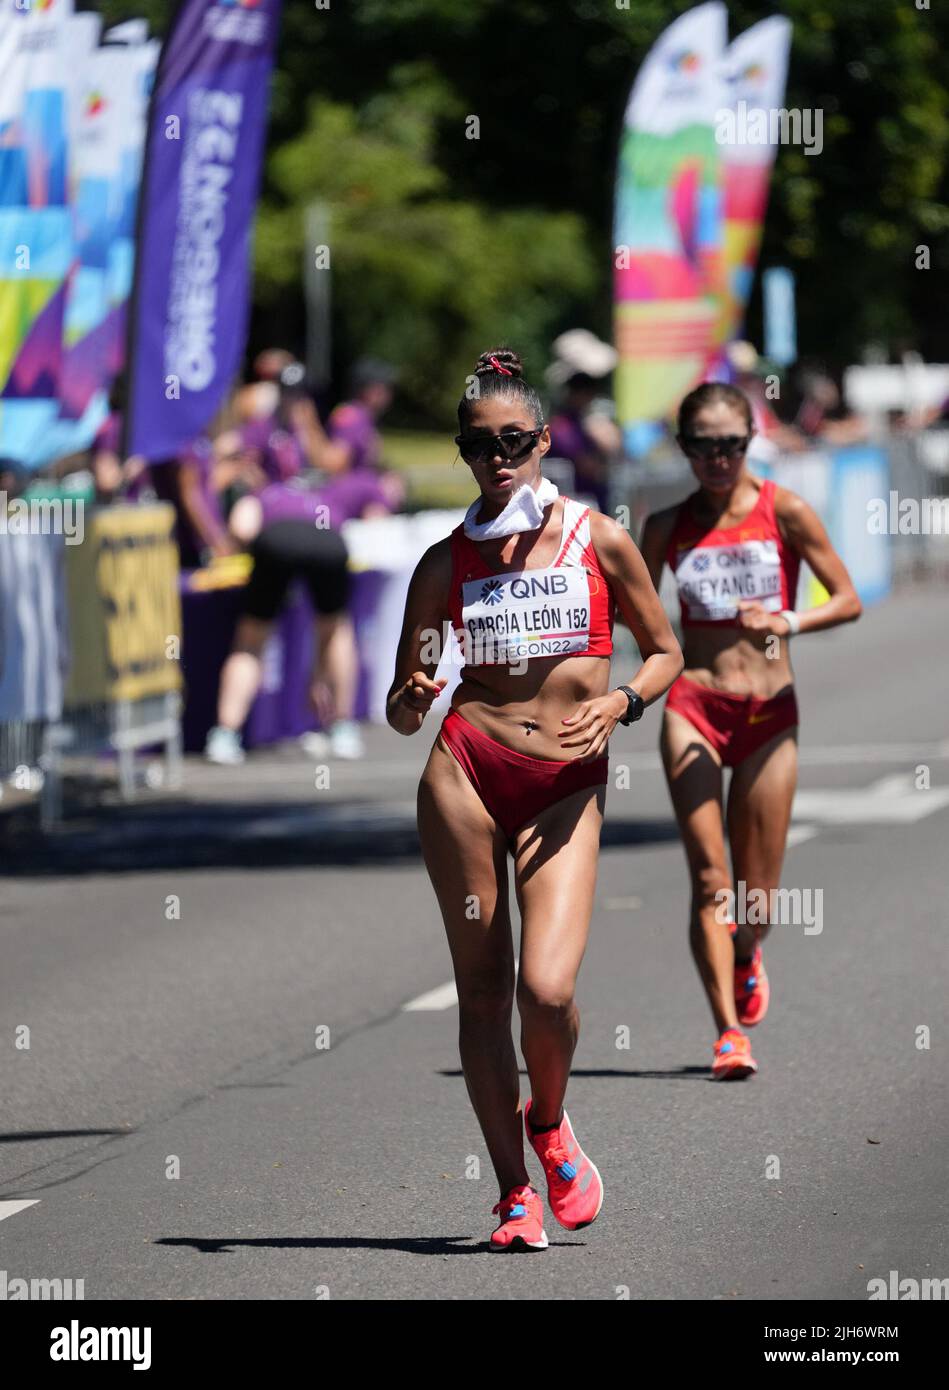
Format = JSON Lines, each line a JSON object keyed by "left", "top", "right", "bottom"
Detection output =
{"left": 474, "top": 348, "right": 523, "bottom": 380}
{"left": 458, "top": 345, "right": 542, "bottom": 430}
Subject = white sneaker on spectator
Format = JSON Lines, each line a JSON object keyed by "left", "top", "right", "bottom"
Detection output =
{"left": 205, "top": 726, "right": 245, "bottom": 765}
{"left": 329, "top": 720, "right": 364, "bottom": 760}
{"left": 300, "top": 730, "right": 330, "bottom": 758}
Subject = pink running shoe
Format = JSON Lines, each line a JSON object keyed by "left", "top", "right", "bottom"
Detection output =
{"left": 490, "top": 1184, "right": 548, "bottom": 1251}
{"left": 711, "top": 1027, "right": 758, "bottom": 1080}
{"left": 524, "top": 1100, "right": 604, "bottom": 1231}
{"left": 735, "top": 944, "right": 770, "bottom": 1027}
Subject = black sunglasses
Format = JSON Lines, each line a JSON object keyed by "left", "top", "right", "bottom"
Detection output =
{"left": 681, "top": 433, "right": 751, "bottom": 461}
{"left": 454, "top": 428, "right": 543, "bottom": 466}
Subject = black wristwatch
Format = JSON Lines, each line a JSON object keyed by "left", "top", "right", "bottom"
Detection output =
{"left": 615, "top": 685, "right": 645, "bottom": 726}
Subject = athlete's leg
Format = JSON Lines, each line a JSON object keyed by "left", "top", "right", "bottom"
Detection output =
{"left": 304, "top": 530, "right": 357, "bottom": 728}
{"left": 660, "top": 709, "right": 740, "bottom": 1034}
{"left": 216, "top": 616, "right": 272, "bottom": 730}
{"left": 312, "top": 612, "right": 358, "bottom": 724}
{"left": 726, "top": 727, "right": 799, "bottom": 958}
{"left": 512, "top": 786, "right": 605, "bottom": 1127}
{"left": 417, "top": 739, "right": 527, "bottom": 1195}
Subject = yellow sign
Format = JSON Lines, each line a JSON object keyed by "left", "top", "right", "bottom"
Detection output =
{"left": 65, "top": 504, "right": 183, "bottom": 705}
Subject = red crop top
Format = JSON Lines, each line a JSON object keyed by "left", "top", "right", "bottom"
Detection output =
{"left": 448, "top": 497, "right": 615, "bottom": 666}
{"left": 665, "top": 479, "right": 800, "bottom": 628}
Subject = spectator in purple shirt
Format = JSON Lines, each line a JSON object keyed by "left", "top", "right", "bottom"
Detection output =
{"left": 325, "top": 358, "right": 396, "bottom": 471}
{"left": 152, "top": 435, "right": 235, "bottom": 567}
{"left": 322, "top": 357, "right": 407, "bottom": 509}
{"left": 203, "top": 470, "right": 390, "bottom": 767}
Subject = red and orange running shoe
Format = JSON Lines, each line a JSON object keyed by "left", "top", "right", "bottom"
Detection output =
{"left": 735, "top": 944, "right": 770, "bottom": 1027}
{"left": 523, "top": 1100, "right": 604, "bottom": 1231}
{"left": 490, "top": 1184, "right": 548, "bottom": 1252}
{"left": 711, "top": 1027, "right": 758, "bottom": 1080}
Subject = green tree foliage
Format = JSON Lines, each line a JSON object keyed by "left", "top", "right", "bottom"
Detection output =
{"left": 84, "top": 0, "right": 947, "bottom": 422}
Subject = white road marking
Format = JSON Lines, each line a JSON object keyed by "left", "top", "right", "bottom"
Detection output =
{"left": 787, "top": 825, "right": 818, "bottom": 848}
{"left": 793, "top": 774, "right": 949, "bottom": 825}
{"left": 614, "top": 741, "right": 949, "bottom": 773}
{"left": 402, "top": 981, "right": 458, "bottom": 1011}
{"left": 404, "top": 963, "right": 520, "bottom": 1012}
{"left": 0, "top": 1200, "right": 39, "bottom": 1222}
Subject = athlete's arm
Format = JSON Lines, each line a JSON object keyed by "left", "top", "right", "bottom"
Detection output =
{"left": 638, "top": 506, "right": 678, "bottom": 593}
{"left": 559, "top": 515, "right": 683, "bottom": 759}
{"left": 386, "top": 539, "right": 452, "bottom": 735}
{"left": 738, "top": 487, "right": 863, "bottom": 637}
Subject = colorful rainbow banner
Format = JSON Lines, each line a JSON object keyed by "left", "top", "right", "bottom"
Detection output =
{"left": 124, "top": 0, "right": 284, "bottom": 462}
{"left": 613, "top": 2, "right": 728, "bottom": 448}
{"left": 613, "top": 5, "right": 792, "bottom": 447}
{"left": 715, "top": 15, "right": 792, "bottom": 354}
{"left": 0, "top": 0, "right": 157, "bottom": 470}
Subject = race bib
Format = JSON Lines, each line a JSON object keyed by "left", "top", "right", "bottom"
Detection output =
{"left": 676, "top": 539, "right": 782, "bottom": 622}
{"left": 460, "top": 565, "right": 591, "bottom": 664}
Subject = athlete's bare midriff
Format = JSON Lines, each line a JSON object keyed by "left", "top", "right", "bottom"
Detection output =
{"left": 679, "top": 625, "right": 795, "bottom": 701}
{"left": 450, "top": 654, "right": 613, "bottom": 762}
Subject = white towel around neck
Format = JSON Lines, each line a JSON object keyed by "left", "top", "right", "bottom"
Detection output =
{"left": 463, "top": 476, "right": 559, "bottom": 541}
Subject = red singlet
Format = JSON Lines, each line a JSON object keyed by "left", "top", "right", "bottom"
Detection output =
{"left": 664, "top": 479, "right": 801, "bottom": 763}
{"left": 665, "top": 479, "right": 800, "bottom": 629}
{"left": 448, "top": 497, "right": 614, "bottom": 667}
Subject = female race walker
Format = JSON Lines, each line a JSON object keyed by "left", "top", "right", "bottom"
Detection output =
{"left": 387, "top": 349, "right": 681, "bottom": 1250}
{"left": 641, "top": 383, "right": 861, "bottom": 1081}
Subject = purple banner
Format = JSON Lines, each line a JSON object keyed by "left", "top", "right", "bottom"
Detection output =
{"left": 124, "top": 0, "right": 282, "bottom": 459}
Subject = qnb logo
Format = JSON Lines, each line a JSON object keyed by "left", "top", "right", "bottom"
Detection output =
{"left": 868, "top": 1271, "right": 949, "bottom": 1300}
{"left": 50, "top": 1321, "right": 151, "bottom": 1369}
{"left": 692, "top": 553, "right": 711, "bottom": 573}
{"left": 480, "top": 579, "right": 504, "bottom": 606}
{"left": 509, "top": 574, "right": 569, "bottom": 599}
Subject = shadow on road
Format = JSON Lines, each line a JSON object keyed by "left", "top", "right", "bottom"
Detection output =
{"left": 154, "top": 1233, "right": 582, "bottom": 1256}
{"left": 0, "top": 798, "right": 680, "bottom": 877}
{"left": 0, "top": 1128, "right": 129, "bottom": 1143}
{"left": 438, "top": 1066, "right": 710, "bottom": 1081}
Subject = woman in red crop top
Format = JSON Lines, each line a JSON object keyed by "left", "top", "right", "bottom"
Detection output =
{"left": 641, "top": 383, "right": 862, "bottom": 1081}
{"left": 387, "top": 348, "right": 682, "bottom": 1250}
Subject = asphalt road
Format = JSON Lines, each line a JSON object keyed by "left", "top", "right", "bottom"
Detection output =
{"left": 1, "top": 585, "right": 948, "bottom": 1301}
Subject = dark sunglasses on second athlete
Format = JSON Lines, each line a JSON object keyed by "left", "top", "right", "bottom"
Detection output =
{"left": 680, "top": 433, "right": 751, "bottom": 461}
{"left": 454, "top": 428, "right": 544, "bottom": 466}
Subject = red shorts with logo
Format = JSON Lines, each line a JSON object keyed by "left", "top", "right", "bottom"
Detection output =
{"left": 665, "top": 676, "right": 799, "bottom": 768}
{"left": 438, "top": 708, "right": 608, "bottom": 841}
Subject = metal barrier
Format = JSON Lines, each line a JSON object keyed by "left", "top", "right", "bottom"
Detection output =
{"left": 37, "top": 692, "right": 183, "bottom": 826}
{"left": 1, "top": 502, "right": 183, "bottom": 827}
